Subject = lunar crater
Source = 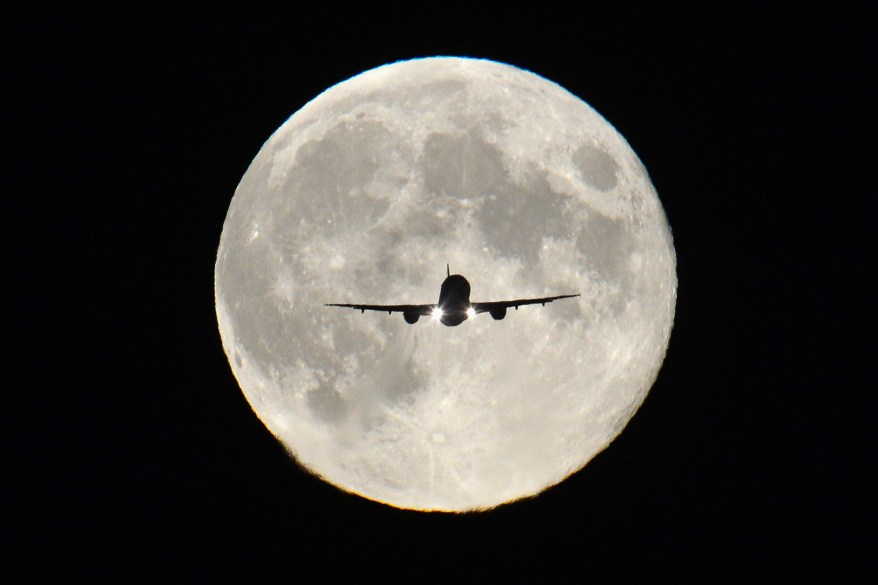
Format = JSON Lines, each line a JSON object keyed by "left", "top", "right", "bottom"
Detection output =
{"left": 574, "top": 144, "right": 620, "bottom": 191}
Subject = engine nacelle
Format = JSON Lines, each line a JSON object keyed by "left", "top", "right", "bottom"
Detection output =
{"left": 490, "top": 306, "right": 507, "bottom": 320}
{"left": 403, "top": 312, "right": 420, "bottom": 324}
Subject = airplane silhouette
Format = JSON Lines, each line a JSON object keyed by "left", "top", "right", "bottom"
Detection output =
{"left": 326, "top": 265, "right": 580, "bottom": 327}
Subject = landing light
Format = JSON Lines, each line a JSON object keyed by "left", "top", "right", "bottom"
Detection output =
{"left": 466, "top": 307, "right": 476, "bottom": 319}
{"left": 432, "top": 307, "right": 444, "bottom": 320}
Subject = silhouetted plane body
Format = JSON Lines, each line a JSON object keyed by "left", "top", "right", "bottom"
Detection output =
{"left": 326, "top": 265, "right": 580, "bottom": 327}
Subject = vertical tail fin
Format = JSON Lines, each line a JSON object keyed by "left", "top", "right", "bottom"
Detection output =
{"left": 447, "top": 263, "right": 450, "bottom": 277}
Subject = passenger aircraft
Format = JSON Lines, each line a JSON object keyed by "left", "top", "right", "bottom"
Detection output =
{"left": 326, "top": 265, "right": 580, "bottom": 327}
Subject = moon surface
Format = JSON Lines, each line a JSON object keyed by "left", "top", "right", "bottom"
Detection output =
{"left": 215, "top": 57, "right": 676, "bottom": 511}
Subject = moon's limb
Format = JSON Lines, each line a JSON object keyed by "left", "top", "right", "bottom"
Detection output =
{"left": 215, "top": 57, "right": 676, "bottom": 511}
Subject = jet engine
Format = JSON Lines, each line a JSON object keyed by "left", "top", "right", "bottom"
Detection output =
{"left": 489, "top": 306, "right": 507, "bottom": 320}
{"left": 403, "top": 312, "right": 420, "bottom": 324}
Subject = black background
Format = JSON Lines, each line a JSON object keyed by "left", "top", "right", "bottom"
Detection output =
{"left": 8, "top": 5, "right": 872, "bottom": 581}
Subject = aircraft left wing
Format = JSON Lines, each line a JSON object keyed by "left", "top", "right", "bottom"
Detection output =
{"left": 471, "top": 294, "right": 580, "bottom": 314}
{"left": 324, "top": 303, "right": 436, "bottom": 315}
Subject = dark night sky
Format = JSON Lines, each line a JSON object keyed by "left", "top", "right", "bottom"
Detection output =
{"left": 8, "top": 5, "right": 871, "bottom": 581}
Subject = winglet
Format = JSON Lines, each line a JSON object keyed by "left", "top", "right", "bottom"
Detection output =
{"left": 447, "top": 263, "right": 450, "bottom": 277}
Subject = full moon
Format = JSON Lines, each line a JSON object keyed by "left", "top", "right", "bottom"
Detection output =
{"left": 215, "top": 57, "right": 676, "bottom": 511}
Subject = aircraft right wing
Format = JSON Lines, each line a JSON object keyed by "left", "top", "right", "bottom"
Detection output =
{"left": 471, "top": 294, "right": 580, "bottom": 319}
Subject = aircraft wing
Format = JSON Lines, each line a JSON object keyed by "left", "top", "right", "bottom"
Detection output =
{"left": 325, "top": 303, "right": 436, "bottom": 315}
{"left": 471, "top": 293, "right": 580, "bottom": 314}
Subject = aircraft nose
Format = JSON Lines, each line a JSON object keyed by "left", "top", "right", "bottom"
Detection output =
{"left": 440, "top": 311, "right": 468, "bottom": 327}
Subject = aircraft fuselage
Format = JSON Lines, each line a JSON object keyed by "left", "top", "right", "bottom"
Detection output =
{"left": 437, "top": 274, "right": 472, "bottom": 326}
